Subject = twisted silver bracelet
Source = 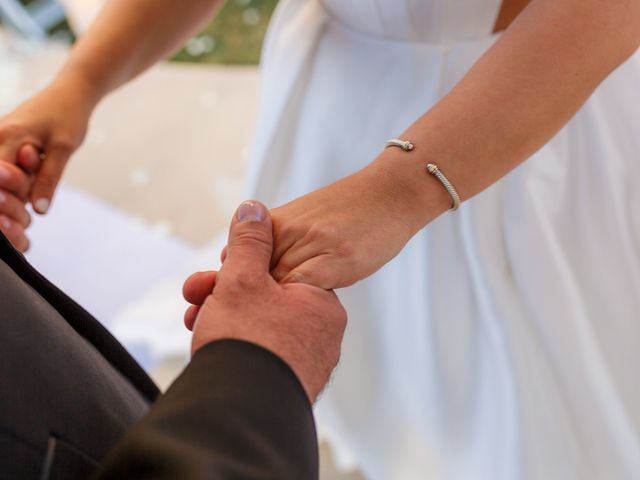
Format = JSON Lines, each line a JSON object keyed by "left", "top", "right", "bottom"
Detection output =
{"left": 385, "top": 138, "right": 414, "bottom": 151}
{"left": 425, "top": 164, "right": 460, "bottom": 211}
{"left": 385, "top": 139, "right": 461, "bottom": 212}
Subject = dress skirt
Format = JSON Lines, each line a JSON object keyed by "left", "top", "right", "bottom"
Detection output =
{"left": 247, "top": 1, "right": 640, "bottom": 478}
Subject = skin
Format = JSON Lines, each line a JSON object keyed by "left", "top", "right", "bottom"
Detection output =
{"left": 0, "top": 1, "right": 638, "bottom": 292}
{"left": 492, "top": 0, "right": 531, "bottom": 32}
{"left": 181, "top": 201, "right": 347, "bottom": 403}
{"left": 267, "top": 0, "right": 640, "bottom": 288}
{"left": 0, "top": 0, "right": 225, "bottom": 247}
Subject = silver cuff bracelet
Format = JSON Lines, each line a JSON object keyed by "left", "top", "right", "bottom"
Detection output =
{"left": 385, "top": 139, "right": 461, "bottom": 212}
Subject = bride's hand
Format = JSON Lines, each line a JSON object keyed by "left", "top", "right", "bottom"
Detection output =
{"left": 268, "top": 166, "right": 422, "bottom": 289}
{"left": 0, "top": 79, "right": 94, "bottom": 250}
{"left": 0, "top": 80, "right": 94, "bottom": 214}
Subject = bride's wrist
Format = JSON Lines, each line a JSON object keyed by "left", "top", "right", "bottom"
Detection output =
{"left": 50, "top": 67, "right": 105, "bottom": 112}
{"left": 363, "top": 150, "right": 452, "bottom": 233}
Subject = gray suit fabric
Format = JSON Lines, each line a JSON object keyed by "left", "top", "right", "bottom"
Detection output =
{"left": 0, "top": 235, "right": 158, "bottom": 479}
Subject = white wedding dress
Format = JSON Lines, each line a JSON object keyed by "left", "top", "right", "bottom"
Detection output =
{"left": 246, "top": 1, "right": 640, "bottom": 479}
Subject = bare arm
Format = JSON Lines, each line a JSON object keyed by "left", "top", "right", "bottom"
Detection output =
{"left": 56, "top": 0, "right": 225, "bottom": 107}
{"left": 373, "top": 0, "right": 640, "bottom": 231}
{"left": 0, "top": 0, "right": 225, "bottom": 232}
{"left": 270, "top": 0, "right": 640, "bottom": 288}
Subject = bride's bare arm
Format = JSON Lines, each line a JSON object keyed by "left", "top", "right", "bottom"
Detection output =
{"left": 0, "top": 0, "right": 224, "bottom": 240}
{"left": 373, "top": 0, "right": 640, "bottom": 231}
{"left": 270, "top": 0, "right": 640, "bottom": 288}
{"left": 56, "top": 0, "right": 224, "bottom": 103}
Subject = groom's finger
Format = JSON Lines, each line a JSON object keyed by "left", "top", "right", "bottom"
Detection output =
{"left": 184, "top": 304, "right": 200, "bottom": 331}
{"left": 183, "top": 271, "right": 217, "bottom": 305}
{"left": 221, "top": 201, "right": 273, "bottom": 276}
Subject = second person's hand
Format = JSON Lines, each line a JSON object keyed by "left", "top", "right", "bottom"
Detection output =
{"left": 267, "top": 164, "right": 425, "bottom": 290}
{"left": 0, "top": 80, "right": 95, "bottom": 212}
{"left": 0, "top": 144, "right": 38, "bottom": 251}
{"left": 183, "top": 201, "right": 348, "bottom": 403}
{"left": 0, "top": 80, "right": 95, "bottom": 250}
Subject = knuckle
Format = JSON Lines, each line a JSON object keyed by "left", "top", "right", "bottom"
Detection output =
{"left": 313, "top": 298, "right": 347, "bottom": 332}
{"left": 277, "top": 219, "right": 300, "bottom": 240}
{"left": 335, "top": 238, "right": 357, "bottom": 262}
{"left": 0, "top": 169, "right": 15, "bottom": 189}
{"left": 231, "top": 228, "right": 272, "bottom": 250}
{"left": 293, "top": 290, "right": 338, "bottom": 324}
{"left": 233, "top": 270, "right": 257, "bottom": 289}
{"left": 305, "top": 222, "right": 333, "bottom": 244}
{"left": 331, "top": 300, "right": 348, "bottom": 328}
{"left": 305, "top": 224, "right": 357, "bottom": 262}
{"left": 0, "top": 167, "right": 27, "bottom": 191}
{"left": 0, "top": 122, "right": 23, "bottom": 142}
{"left": 225, "top": 269, "right": 265, "bottom": 293}
{"left": 335, "top": 310, "right": 348, "bottom": 334}
{"left": 319, "top": 293, "right": 348, "bottom": 331}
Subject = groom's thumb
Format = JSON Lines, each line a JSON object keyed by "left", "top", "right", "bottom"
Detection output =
{"left": 223, "top": 201, "right": 273, "bottom": 275}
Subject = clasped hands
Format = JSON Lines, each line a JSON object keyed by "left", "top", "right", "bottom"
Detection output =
{"left": 183, "top": 200, "right": 348, "bottom": 403}
{"left": 180, "top": 174, "right": 423, "bottom": 400}
{"left": 0, "top": 113, "right": 418, "bottom": 291}
{"left": 0, "top": 85, "right": 424, "bottom": 287}
{"left": 179, "top": 173, "right": 423, "bottom": 402}
{"left": 0, "top": 93, "right": 424, "bottom": 405}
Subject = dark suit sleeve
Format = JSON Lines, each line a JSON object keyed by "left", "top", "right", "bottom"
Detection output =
{"left": 93, "top": 339, "right": 319, "bottom": 480}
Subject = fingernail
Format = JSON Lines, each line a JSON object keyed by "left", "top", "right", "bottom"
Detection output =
{"left": 236, "top": 201, "right": 267, "bottom": 223}
{"left": 34, "top": 198, "right": 50, "bottom": 214}
{"left": 0, "top": 166, "right": 10, "bottom": 182}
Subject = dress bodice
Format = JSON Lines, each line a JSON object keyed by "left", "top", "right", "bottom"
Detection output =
{"left": 322, "top": 0, "right": 503, "bottom": 44}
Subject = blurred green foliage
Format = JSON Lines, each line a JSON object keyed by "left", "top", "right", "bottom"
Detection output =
{"left": 8, "top": 0, "right": 276, "bottom": 65}
{"left": 171, "top": 0, "right": 278, "bottom": 65}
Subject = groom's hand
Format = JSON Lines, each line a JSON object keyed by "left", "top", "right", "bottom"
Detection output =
{"left": 183, "top": 201, "right": 347, "bottom": 402}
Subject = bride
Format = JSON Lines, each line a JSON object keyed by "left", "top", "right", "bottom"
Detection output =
{"left": 1, "top": 0, "right": 639, "bottom": 478}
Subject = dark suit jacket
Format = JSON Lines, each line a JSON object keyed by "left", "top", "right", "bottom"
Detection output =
{"left": 0, "top": 233, "right": 318, "bottom": 479}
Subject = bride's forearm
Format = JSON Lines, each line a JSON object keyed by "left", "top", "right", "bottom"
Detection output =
{"left": 52, "top": 0, "right": 224, "bottom": 107}
{"left": 367, "top": 0, "right": 640, "bottom": 232}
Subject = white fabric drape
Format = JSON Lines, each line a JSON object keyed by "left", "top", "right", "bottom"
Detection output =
{"left": 247, "top": 1, "right": 640, "bottom": 478}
